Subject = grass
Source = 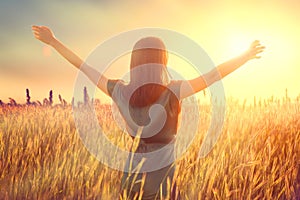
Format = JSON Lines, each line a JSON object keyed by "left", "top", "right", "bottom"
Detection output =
{"left": 0, "top": 97, "right": 299, "bottom": 199}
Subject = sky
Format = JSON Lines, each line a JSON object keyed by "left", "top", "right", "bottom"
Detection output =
{"left": 0, "top": 0, "right": 299, "bottom": 104}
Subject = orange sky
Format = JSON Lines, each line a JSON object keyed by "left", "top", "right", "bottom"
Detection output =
{"left": 0, "top": 0, "right": 299, "bottom": 104}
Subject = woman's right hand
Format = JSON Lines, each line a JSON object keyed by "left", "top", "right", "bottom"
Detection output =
{"left": 244, "top": 40, "right": 265, "bottom": 60}
{"left": 32, "top": 25, "right": 56, "bottom": 45}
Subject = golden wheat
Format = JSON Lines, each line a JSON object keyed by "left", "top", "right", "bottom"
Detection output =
{"left": 0, "top": 98, "right": 299, "bottom": 199}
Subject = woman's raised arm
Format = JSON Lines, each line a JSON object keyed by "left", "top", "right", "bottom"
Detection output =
{"left": 179, "top": 40, "right": 265, "bottom": 99}
{"left": 31, "top": 25, "right": 110, "bottom": 96}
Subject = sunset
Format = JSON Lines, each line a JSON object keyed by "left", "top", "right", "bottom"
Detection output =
{"left": 0, "top": 0, "right": 299, "bottom": 199}
{"left": 1, "top": 0, "right": 299, "bottom": 104}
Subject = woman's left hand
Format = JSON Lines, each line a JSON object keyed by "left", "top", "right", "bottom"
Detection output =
{"left": 32, "top": 25, "right": 56, "bottom": 45}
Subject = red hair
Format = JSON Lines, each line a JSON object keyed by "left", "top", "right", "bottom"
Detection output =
{"left": 129, "top": 37, "right": 170, "bottom": 107}
{"left": 128, "top": 37, "right": 181, "bottom": 136}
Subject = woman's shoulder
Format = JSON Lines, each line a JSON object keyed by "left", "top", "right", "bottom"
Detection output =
{"left": 107, "top": 79, "right": 126, "bottom": 97}
{"left": 167, "top": 80, "right": 182, "bottom": 100}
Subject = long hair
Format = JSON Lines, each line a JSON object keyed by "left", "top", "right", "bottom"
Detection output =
{"left": 129, "top": 37, "right": 171, "bottom": 107}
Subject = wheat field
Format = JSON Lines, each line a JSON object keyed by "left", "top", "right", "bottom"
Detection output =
{"left": 0, "top": 97, "right": 299, "bottom": 199}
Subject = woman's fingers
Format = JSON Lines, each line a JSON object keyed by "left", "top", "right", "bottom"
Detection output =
{"left": 32, "top": 26, "right": 41, "bottom": 36}
{"left": 255, "top": 45, "right": 265, "bottom": 49}
{"left": 247, "top": 40, "right": 265, "bottom": 59}
{"left": 255, "top": 47, "right": 265, "bottom": 52}
{"left": 32, "top": 25, "right": 41, "bottom": 32}
{"left": 257, "top": 50, "right": 264, "bottom": 54}
{"left": 32, "top": 29, "right": 40, "bottom": 34}
{"left": 32, "top": 25, "right": 44, "bottom": 41}
{"left": 31, "top": 25, "right": 55, "bottom": 45}
{"left": 251, "top": 40, "right": 260, "bottom": 47}
{"left": 251, "top": 40, "right": 265, "bottom": 51}
{"left": 251, "top": 41, "right": 266, "bottom": 52}
{"left": 32, "top": 25, "right": 49, "bottom": 34}
{"left": 255, "top": 46, "right": 265, "bottom": 54}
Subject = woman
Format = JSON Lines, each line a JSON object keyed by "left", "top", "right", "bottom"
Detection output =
{"left": 32, "top": 25, "right": 264, "bottom": 199}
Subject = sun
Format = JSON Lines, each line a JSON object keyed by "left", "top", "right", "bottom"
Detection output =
{"left": 225, "top": 34, "right": 253, "bottom": 58}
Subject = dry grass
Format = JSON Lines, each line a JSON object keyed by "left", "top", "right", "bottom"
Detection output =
{"left": 0, "top": 97, "right": 299, "bottom": 199}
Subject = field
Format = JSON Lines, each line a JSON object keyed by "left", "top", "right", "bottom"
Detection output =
{"left": 0, "top": 96, "right": 299, "bottom": 199}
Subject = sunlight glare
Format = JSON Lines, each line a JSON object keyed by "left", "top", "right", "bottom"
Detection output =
{"left": 43, "top": 45, "right": 52, "bottom": 57}
{"left": 226, "top": 34, "right": 252, "bottom": 58}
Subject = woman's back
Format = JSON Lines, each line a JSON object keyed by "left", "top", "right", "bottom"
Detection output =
{"left": 108, "top": 79, "right": 181, "bottom": 144}
{"left": 107, "top": 80, "right": 181, "bottom": 199}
